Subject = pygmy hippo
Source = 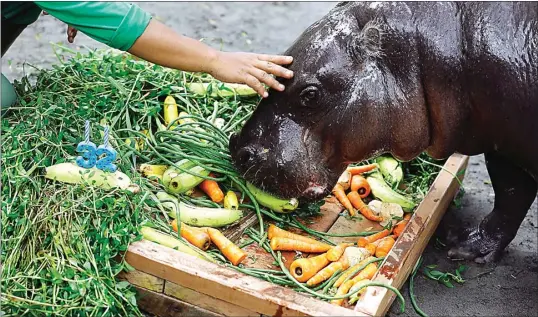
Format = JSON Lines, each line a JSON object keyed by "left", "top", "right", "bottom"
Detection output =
{"left": 229, "top": 2, "right": 538, "bottom": 263}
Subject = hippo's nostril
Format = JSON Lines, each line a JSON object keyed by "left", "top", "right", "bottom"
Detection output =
{"left": 235, "top": 147, "right": 254, "bottom": 167}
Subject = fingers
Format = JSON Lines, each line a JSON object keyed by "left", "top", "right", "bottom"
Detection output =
{"left": 67, "top": 26, "right": 78, "bottom": 43}
{"left": 257, "top": 54, "right": 294, "bottom": 65}
{"left": 243, "top": 74, "right": 268, "bottom": 98}
{"left": 256, "top": 60, "right": 293, "bottom": 79}
{"left": 249, "top": 68, "right": 284, "bottom": 92}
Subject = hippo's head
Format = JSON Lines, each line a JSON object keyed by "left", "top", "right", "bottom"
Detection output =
{"left": 229, "top": 3, "right": 429, "bottom": 201}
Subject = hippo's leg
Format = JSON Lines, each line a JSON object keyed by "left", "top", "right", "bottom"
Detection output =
{"left": 447, "top": 152, "right": 537, "bottom": 263}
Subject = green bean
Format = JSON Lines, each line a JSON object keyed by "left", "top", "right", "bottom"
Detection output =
{"left": 410, "top": 256, "right": 428, "bottom": 317}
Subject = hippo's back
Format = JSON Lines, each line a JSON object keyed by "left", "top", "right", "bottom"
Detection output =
{"left": 458, "top": 2, "right": 538, "bottom": 103}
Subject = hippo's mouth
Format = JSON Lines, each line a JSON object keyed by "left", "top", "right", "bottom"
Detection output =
{"left": 298, "top": 182, "right": 330, "bottom": 202}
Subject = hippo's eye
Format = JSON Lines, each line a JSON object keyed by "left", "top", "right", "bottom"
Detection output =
{"left": 299, "top": 86, "right": 319, "bottom": 106}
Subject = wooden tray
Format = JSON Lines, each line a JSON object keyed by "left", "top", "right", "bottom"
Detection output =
{"left": 121, "top": 153, "right": 468, "bottom": 317}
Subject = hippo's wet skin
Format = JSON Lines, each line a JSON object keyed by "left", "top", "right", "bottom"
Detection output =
{"left": 229, "top": 2, "right": 538, "bottom": 263}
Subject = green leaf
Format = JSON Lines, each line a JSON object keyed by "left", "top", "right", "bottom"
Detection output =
{"left": 116, "top": 281, "right": 131, "bottom": 289}
{"left": 441, "top": 278, "right": 454, "bottom": 288}
{"left": 123, "top": 261, "right": 135, "bottom": 272}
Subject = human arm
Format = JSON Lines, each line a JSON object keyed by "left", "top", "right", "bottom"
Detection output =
{"left": 128, "top": 19, "right": 294, "bottom": 97}
{"left": 35, "top": 1, "right": 294, "bottom": 97}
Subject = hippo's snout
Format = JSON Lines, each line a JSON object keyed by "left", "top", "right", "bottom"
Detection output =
{"left": 229, "top": 133, "right": 266, "bottom": 171}
{"left": 300, "top": 184, "right": 329, "bottom": 202}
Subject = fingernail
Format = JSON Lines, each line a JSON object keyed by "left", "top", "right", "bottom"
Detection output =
{"left": 263, "top": 92, "right": 269, "bottom": 98}
{"left": 287, "top": 70, "right": 294, "bottom": 77}
{"left": 279, "top": 84, "right": 285, "bottom": 90}
{"left": 287, "top": 56, "right": 293, "bottom": 62}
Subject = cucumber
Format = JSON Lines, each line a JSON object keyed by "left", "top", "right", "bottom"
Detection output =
{"left": 167, "top": 166, "right": 210, "bottom": 195}
{"left": 375, "top": 155, "right": 404, "bottom": 186}
{"left": 140, "top": 226, "right": 214, "bottom": 262}
{"left": 366, "top": 172, "right": 416, "bottom": 212}
{"left": 162, "top": 159, "right": 197, "bottom": 188}
{"left": 186, "top": 82, "right": 257, "bottom": 98}
{"left": 45, "top": 162, "right": 139, "bottom": 193}
{"left": 156, "top": 192, "right": 243, "bottom": 227}
{"left": 246, "top": 182, "right": 299, "bottom": 213}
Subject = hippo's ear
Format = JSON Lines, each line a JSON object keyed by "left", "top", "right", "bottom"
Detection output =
{"left": 351, "top": 20, "right": 384, "bottom": 60}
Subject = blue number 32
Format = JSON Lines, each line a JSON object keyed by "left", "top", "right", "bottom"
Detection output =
{"left": 76, "top": 142, "right": 117, "bottom": 172}
{"left": 76, "top": 142, "right": 98, "bottom": 168}
{"left": 95, "top": 145, "right": 118, "bottom": 173}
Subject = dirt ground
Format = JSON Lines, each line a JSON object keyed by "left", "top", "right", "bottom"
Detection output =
{"left": 2, "top": 2, "right": 537, "bottom": 316}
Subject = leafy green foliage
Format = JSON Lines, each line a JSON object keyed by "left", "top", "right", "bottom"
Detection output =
{"left": 422, "top": 264, "right": 468, "bottom": 288}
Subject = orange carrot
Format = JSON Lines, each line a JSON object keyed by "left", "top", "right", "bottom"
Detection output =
{"left": 331, "top": 279, "right": 355, "bottom": 306}
{"left": 365, "top": 240, "right": 381, "bottom": 255}
{"left": 357, "top": 229, "right": 390, "bottom": 247}
{"left": 393, "top": 213, "right": 412, "bottom": 238}
{"left": 350, "top": 175, "right": 371, "bottom": 198}
{"left": 347, "top": 191, "right": 383, "bottom": 222}
{"left": 331, "top": 262, "right": 379, "bottom": 306}
{"left": 333, "top": 256, "right": 375, "bottom": 288}
{"left": 351, "top": 262, "right": 379, "bottom": 283}
{"left": 269, "top": 237, "right": 332, "bottom": 253}
{"left": 206, "top": 228, "right": 247, "bottom": 266}
{"left": 306, "top": 257, "right": 349, "bottom": 286}
{"left": 267, "top": 224, "right": 327, "bottom": 246}
{"left": 326, "top": 243, "right": 354, "bottom": 262}
{"left": 198, "top": 173, "right": 224, "bottom": 203}
{"left": 290, "top": 253, "right": 330, "bottom": 282}
{"left": 346, "top": 163, "right": 378, "bottom": 175}
{"left": 333, "top": 183, "right": 355, "bottom": 216}
{"left": 375, "top": 236, "right": 396, "bottom": 258}
{"left": 171, "top": 220, "right": 211, "bottom": 250}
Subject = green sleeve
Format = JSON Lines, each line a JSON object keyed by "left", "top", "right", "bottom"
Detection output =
{"left": 34, "top": 1, "right": 152, "bottom": 51}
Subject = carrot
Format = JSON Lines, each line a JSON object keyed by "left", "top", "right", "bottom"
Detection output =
{"left": 332, "top": 183, "right": 355, "bottom": 216}
{"left": 268, "top": 224, "right": 327, "bottom": 246}
{"left": 289, "top": 253, "right": 330, "bottom": 282}
{"left": 350, "top": 175, "right": 371, "bottom": 198}
{"left": 347, "top": 191, "right": 383, "bottom": 222}
{"left": 327, "top": 243, "right": 354, "bottom": 262}
{"left": 351, "top": 262, "right": 379, "bottom": 283}
{"left": 392, "top": 213, "right": 412, "bottom": 238}
{"left": 171, "top": 220, "right": 211, "bottom": 251}
{"left": 206, "top": 228, "right": 247, "bottom": 266}
{"left": 365, "top": 240, "right": 381, "bottom": 255}
{"left": 198, "top": 173, "right": 224, "bottom": 203}
{"left": 306, "top": 257, "right": 349, "bottom": 286}
{"left": 357, "top": 229, "right": 390, "bottom": 247}
{"left": 269, "top": 237, "right": 332, "bottom": 253}
{"left": 331, "top": 279, "right": 355, "bottom": 306}
{"left": 333, "top": 256, "right": 375, "bottom": 288}
{"left": 346, "top": 163, "right": 378, "bottom": 175}
{"left": 375, "top": 236, "right": 396, "bottom": 258}
{"left": 331, "top": 262, "right": 379, "bottom": 306}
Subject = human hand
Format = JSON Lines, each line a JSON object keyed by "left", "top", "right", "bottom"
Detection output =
{"left": 67, "top": 26, "right": 78, "bottom": 43}
{"left": 42, "top": 11, "right": 78, "bottom": 43}
{"left": 206, "top": 51, "right": 294, "bottom": 98}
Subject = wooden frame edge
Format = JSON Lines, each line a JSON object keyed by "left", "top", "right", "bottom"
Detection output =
{"left": 354, "top": 153, "right": 469, "bottom": 316}
{"left": 125, "top": 240, "right": 369, "bottom": 317}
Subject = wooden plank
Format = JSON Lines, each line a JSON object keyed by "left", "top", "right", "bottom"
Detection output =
{"left": 324, "top": 216, "right": 384, "bottom": 245}
{"left": 241, "top": 196, "right": 343, "bottom": 270}
{"left": 223, "top": 211, "right": 259, "bottom": 243}
{"left": 135, "top": 286, "right": 224, "bottom": 317}
{"left": 125, "top": 240, "right": 368, "bottom": 317}
{"left": 354, "top": 153, "right": 469, "bottom": 316}
{"left": 164, "top": 281, "right": 260, "bottom": 316}
{"left": 118, "top": 270, "right": 164, "bottom": 293}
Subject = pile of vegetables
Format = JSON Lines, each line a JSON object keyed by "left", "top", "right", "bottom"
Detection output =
{"left": 1, "top": 46, "right": 447, "bottom": 316}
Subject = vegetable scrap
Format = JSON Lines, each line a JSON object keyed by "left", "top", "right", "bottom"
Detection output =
{"left": 1, "top": 47, "right": 447, "bottom": 316}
